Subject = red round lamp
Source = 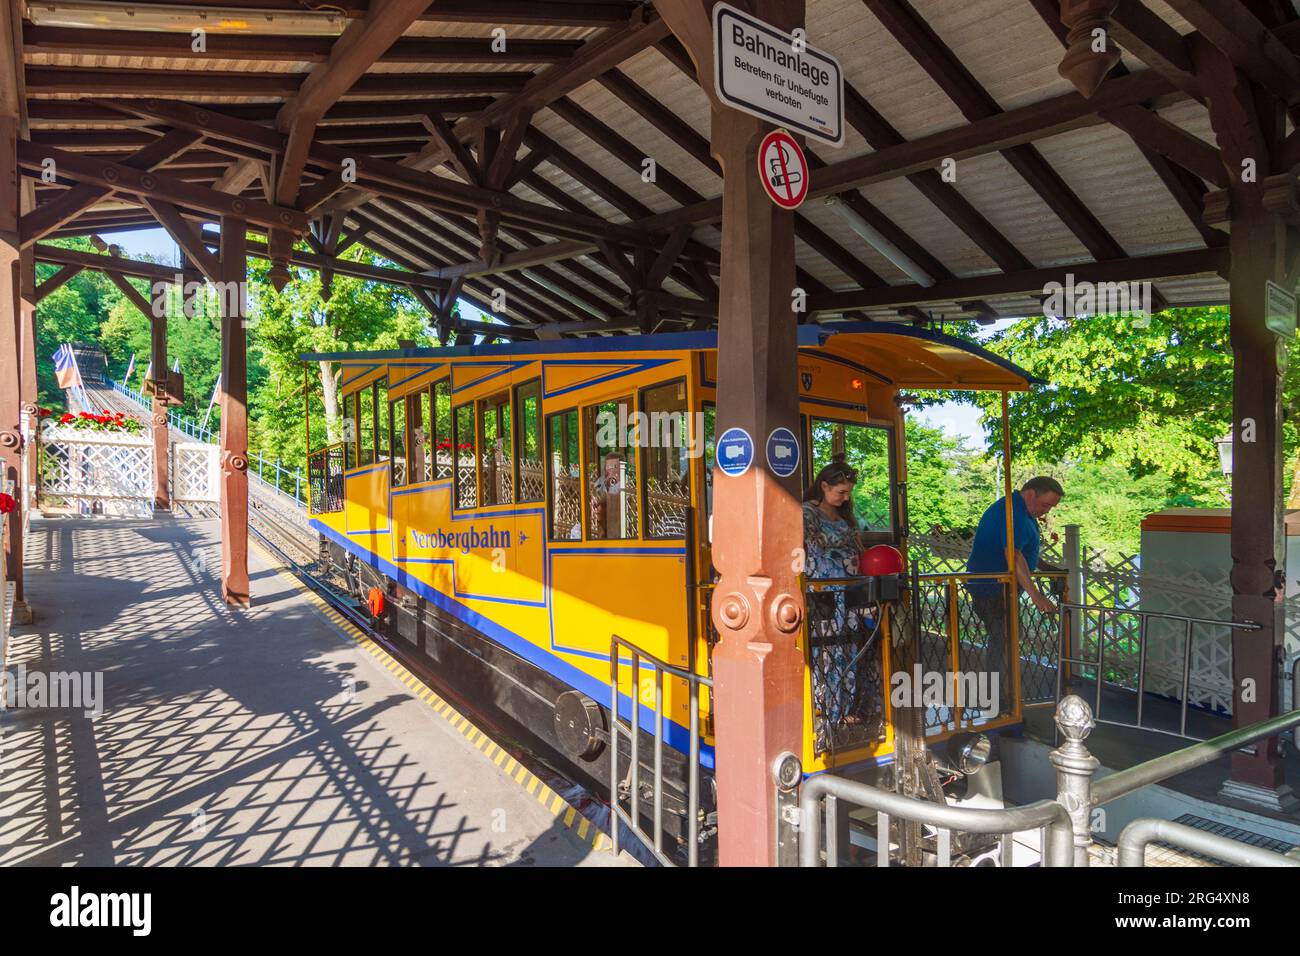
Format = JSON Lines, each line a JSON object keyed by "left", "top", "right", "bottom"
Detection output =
{"left": 860, "top": 544, "right": 904, "bottom": 576}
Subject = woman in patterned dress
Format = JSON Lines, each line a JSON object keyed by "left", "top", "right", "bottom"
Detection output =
{"left": 802, "top": 458, "right": 872, "bottom": 749}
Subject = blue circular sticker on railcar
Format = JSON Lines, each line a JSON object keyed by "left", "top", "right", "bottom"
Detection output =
{"left": 716, "top": 427, "right": 755, "bottom": 477}
{"left": 766, "top": 427, "right": 800, "bottom": 478}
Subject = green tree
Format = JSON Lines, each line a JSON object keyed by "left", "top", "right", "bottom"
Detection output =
{"left": 961, "top": 307, "right": 1282, "bottom": 503}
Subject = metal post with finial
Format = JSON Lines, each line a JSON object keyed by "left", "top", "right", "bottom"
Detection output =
{"left": 1050, "top": 694, "right": 1101, "bottom": 867}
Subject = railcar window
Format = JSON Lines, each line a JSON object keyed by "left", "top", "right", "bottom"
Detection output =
{"left": 514, "top": 379, "right": 544, "bottom": 503}
{"left": 431, "top": 378, "right": 451, "bottom": 481}
{"left": 546, "top": 409, "right": 580, "bottom": 540}
{"left": 583, "top": 397, "right": 638, "bottom": 540}
{"left": 410, "top": 389, "right": 427, "bottom": 483}
{"left": 809, "top": 418, "right": 895, "bottom": 533}
{"left": 453, "top": 403, "right": 477, "bottom": 508}
{"left": 389, "top": 397, "right": 407, "bottom": 486}
{"left": 479, "top": 392, "right": 513, "bottom": 505}
{"left": 641, "top": 380, "right": 691, "bottom": 539}
{"left": 375, "top": 379, "right": 389, "bottom": 462}
{"left": 358, "top": 383, "right": 374, "bottom": 466}
{"left": 343, "top": 390, "right": 356, "bottom": 470}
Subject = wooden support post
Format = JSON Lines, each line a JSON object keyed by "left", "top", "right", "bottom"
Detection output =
{"left": 19, "top": 246, "right": 38, "bottom": 497}
{"left": 1191, "top": 36, "right": 1297, "bottom": 809}
{"left": 150, "top": 312, "right": 170, "bottom": 510}
{"left": 1222, "top": 209, "right": 1295, "bottom": 808}
{"left": 658, "top": 0, "right": 806, "bottom": 867}
{"left": 0, "top": 113, "right": 30, "bottom": 620}
{"left": 218, "top": 218, "right": 250, "bottom": 606}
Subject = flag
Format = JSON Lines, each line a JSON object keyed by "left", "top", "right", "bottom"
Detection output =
{"left": 53, "top": 344, "right": 81, "bottom": 390}
{"left": 201, "top": 373, "right": 221, "bottom": 432}
{"left": 172, "top": 357, "right": 180, "bottom": 373}
{"left": 143, "top": 360, "right": 152, "bottom": 381}
{"left": 124, "top": 352, "right": 135, "bottom": 382}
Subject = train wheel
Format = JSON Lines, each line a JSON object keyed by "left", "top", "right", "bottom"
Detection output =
{"left": 553, "top": 690, "right": 607, "bottom": 761}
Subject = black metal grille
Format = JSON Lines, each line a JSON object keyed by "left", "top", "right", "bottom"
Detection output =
{"left": 806, "top": 581, "right": 886, "bottom": 755}
{"left": 308, "top": 444, "right": 344, "bottom": 514}
{"left": 1167, "top": 814, "right": 1297, "bottom": 866}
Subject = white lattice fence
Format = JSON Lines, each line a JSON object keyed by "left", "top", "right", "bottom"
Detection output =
{"left": 172, "top": 441, "right": 220, "bottom": 504}
{"left": 39, "top": 427, "right": 153, "bottom": 517}
{"left": 911, "top": 527, "right": 1299, "bottom": 719}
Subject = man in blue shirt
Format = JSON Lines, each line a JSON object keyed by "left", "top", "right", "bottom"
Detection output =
{"left": 966, "top": 476, "right": 1064, "bottom": 714}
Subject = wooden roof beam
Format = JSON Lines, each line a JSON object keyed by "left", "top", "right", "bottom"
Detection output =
{"left": 351, "top": 208, "right": 575, "bottom": 325}
{"left": 19, "top": 127, "right": 199, "bottom": 247}
{"left": 27, "top": 98, "right": 496, "bottom": 126}
{"left": 1105, "top": 0, "right": 1203, "bottom": 101}
{"left": 32, "top": 243, "right": 199, "bottom": 283}
{"left": 380, "top": 200, "right": 619, "bottom": 321}
{"left": 304, "top": 10, "right": 669, "bottom": 216}
{"left": 26, "top": 67, "right": 530, "bottom": 98}
{"left": 1098, "top": 105, "right": 1228, "bottom": 186}
{"left": 17, "top": 141, "right": 310, "bottom": 233}
{"left": 650, "top": 33, "right": 1025, "bottom": 285}
{"left": 1163, "top": 0, "right": 1300, "bottom": 104}
{"left": 864, "top": 0, "right": 1127, "bottom": 263}
{"left": 98, "top": 98, "right": 645, "bottom": 244}
{"left": 275, "top": 0, "right": 431, "bottom": 207}
{"left": 635, "top": 67, "right": 1185, "bottom": 234}
{"left": 33, "top": 263, "right": 83, "bottom": 303}
{"left": 809, "top": 247, "right": 1226, "bottom": 313}
{"left": 22, "top": 26, "right": 582, "bottom": 64}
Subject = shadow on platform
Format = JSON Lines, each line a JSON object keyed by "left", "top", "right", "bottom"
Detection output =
{"left": 0, "top": 516, "right": 626, "bottom": 867}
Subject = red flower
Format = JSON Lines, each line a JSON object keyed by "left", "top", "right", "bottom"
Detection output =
{"left": 38, "top": 408, "right": 51, "bottom": 418}
{"left": 59, "top": 412, "right": 74, "bottom": 425}
{"left": 0, "top": 493, "right": 14, "bottom": 515}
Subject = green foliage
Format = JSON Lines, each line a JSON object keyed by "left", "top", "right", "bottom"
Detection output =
{"left": 36, "top": 237, "right": 438, "bottom": 476}
{"left": 962, "top": 307, "right": 1277, "bottom": 503}
{"left": 901, "top": 419, "right": 1000, "bottom": 537}
{"left": 35, "top": 238, "right": 123, "bottom": 408}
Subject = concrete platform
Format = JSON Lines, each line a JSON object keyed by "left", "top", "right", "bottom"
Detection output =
{"left": 0, "top": 516, "right": 632, "bottom": 867}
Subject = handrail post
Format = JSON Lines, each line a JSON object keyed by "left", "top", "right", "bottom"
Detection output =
{"left": 1049, "top": 694, "right": 1100, "bottom": 867}
{"left": 1064, "top": 524, "right": 1082, "bottom": 675}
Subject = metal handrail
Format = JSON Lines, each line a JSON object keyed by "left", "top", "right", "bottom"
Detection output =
{"left": 609, "top": 632, "right": 712, "bottom": 867}
{"left": 1056, "top": 599, "right": 1262, "bottom": 740}
{"left": 1090, "top": 704, "right": 1300, "bottom": 806}
{"left": 1117, "top": 818, "right": 1300, "bottom": 867}
{"left": 798, "top": 773, "right": 1074, "bottom": 867}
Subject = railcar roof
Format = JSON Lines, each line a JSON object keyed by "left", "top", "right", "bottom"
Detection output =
{"left": 298, "top": 322, "right": 1043, "bottom": 390}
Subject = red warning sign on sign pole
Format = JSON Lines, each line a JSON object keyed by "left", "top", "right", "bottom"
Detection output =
{"left": 757, "top": 129, "right": 809, "bottom": 210}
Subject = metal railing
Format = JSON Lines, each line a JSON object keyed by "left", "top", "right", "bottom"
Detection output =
{"left": 1117, "top": 818, "right": 1300, "bottom": 867}
{"left": 799, "top": 772, "right": 1074, "bottom": 867}
{"left": 797, "top": 692, "right": 1300, "bottom": 867}
{"left": 609, "top": 633, "right": 712, "bottom": 867}
{"left": 111, "top": 379, "right": 308, "bottom": 508}
{"left": 1056, "top": 601, "right": 1263, "bottom": 740}
{"left": 308, "top": 444, "right": 345, "bottom": 515}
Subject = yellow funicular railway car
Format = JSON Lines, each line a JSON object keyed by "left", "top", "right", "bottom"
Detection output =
{"left": 299, "top": 323, "right": 1046, "bottom": 858}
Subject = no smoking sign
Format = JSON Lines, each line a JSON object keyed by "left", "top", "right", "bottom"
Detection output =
{"left": 757, "top": 129, "right": 809, "bottom": 210}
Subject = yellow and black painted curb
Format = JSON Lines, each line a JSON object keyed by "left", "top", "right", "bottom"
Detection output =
{"left": 248, "top": 538, "right": 613, "bottom": 854}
